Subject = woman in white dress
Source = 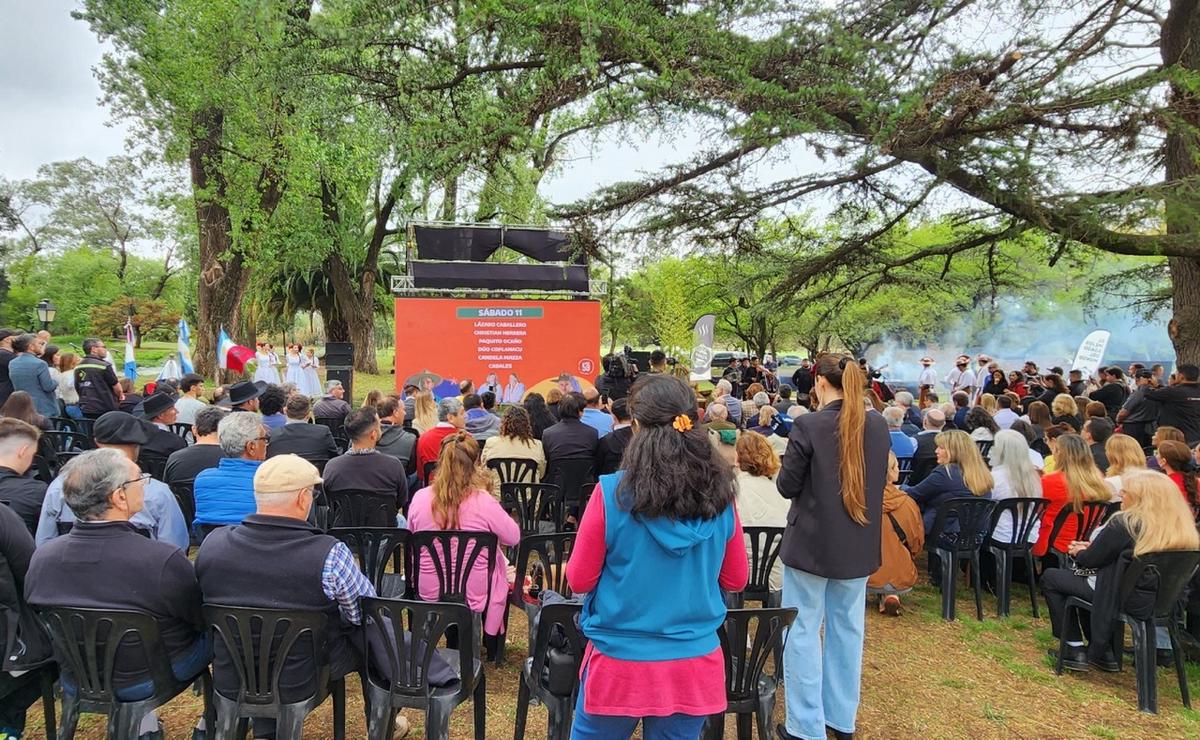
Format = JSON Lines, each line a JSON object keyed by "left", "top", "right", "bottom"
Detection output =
{"left": 253, "top": 343, "right": 282, "bottom": 385}
{"left": 301, "top": 347, "right": 322, "bottom": 397}
{"left": 283, "top": 344, "right": 305, "bottom": 387}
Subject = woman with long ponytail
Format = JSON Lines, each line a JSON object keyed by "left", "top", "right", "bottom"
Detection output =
{"left": 776, "top": 355, "right": 890, "bottom": 740}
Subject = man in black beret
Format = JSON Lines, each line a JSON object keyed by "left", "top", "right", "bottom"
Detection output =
{"left": 140, "top": 392, "right": 188, "bottom": 459}
{"left": 35, "top": 411, "right": 189, "bottom": 550}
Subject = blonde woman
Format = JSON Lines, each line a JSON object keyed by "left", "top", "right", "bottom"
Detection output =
{"left": 1051, "top": 393, "right": 1082, "bottom": 431}
{"left": 987, "top": 430, "right": 1043, "bottom": 544}
{"left": 978, "top": 392, "right": 998, "bottom": 416}
{"left": 1034, "top": 434, "right": 1111, "bottom": 558}
{"left": 412, "top": 391, "right": 438, "bottom": 434}
{"left": 734, "top": 432, "right": 787, "bottom": 593}
{"left": 1043, "top": 469, "right": 1200, "bottom": 671}
{"left": 902, "top": 429, "right": 993, "bottom": 534}
{"left": 1103, "top": 434, "right": 1147, "bottom": 499}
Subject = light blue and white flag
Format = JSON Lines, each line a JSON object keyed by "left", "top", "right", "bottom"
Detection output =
{"left": 177, "top": 319, "right": 194, "bottom": 375}
{"left": 123, "top": 320, "right": 137, "bottom": 380}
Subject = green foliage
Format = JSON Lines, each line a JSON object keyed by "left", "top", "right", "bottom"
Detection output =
{"left": 90, "top": 297, "right": 181, "bottom": 344}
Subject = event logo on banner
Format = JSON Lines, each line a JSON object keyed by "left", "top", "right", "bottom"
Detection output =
{"left": 690, "top": 313, "right": 717, "bottom": 381}
{"left": 1071, "top": 329, "right": 1111, "bottom": 379}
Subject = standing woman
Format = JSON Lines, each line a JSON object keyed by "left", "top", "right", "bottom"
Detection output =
{"left": 776, "top": 355, "right": 889, "bottom": 740}
{"left": 567, "top": 374, "right": 747, "bottom": 738}
{"left": 283, "top": 344, "right": 304, "bottom": 387}
{"left": 301, "top": 347, "right": 322, "bottom": 397}
{"left": 56, "top": 352, "right": 82, "bottom": 419}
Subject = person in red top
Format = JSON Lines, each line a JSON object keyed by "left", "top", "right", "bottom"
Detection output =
{"left": 1155, "top": 440, "right": 1199, "bottom": 515}
{"left": 1034, "top": 434, "right": 1112, "bottom": 559}
{"left": 413, "top": 397, "right": 465, "bottom": 483}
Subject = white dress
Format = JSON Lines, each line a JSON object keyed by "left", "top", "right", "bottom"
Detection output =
{"left": 253, "top": 351, "right": 282, "bottom": 384}
{"left": 301, "top": 355, "right": 322, "bottom": 397}
{"left": 283, "top": 352, "right": 304, "bottom": 386}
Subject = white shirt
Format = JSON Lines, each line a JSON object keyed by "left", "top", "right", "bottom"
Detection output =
{"left": 994, "top": 408, "right": 1019, "bottom": 429}
{"left": 918, "top": 367, "right": 937, "bottom": 387}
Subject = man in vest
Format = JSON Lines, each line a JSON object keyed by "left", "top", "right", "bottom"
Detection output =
{"left": 194, "top": 454, "right": 410, "bottom": 738}
{"left": 74, "top": 338, "right": 124, "bottom": 419}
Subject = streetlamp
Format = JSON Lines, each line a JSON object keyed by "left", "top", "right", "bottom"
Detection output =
{"left": 35, "top": 299, "right": 56, "bottom": 331}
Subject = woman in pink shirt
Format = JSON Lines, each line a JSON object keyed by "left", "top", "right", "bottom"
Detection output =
{"left": 406, "top": 432, "right": 521, "bottom": 659}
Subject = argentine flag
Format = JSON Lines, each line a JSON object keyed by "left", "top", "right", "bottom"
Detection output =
{"left": 177, "top": 319, "right": 194, "bottom": 374}
{"left": 123, "top": 320, "right": 137, "bottom": 381}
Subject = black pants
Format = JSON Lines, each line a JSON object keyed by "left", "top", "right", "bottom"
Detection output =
{"left": 0, "top": 673, "right": 43, "bottom": 733}
{"left": 1122, "top": 422, "right": 1154, "bottom": 449}
{"left": 1042, "top": 568, "right": 1095, "bottom": 643}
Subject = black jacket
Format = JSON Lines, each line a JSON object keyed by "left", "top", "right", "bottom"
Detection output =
{"left": 776, "top": 400, "right": 890, "bottom": 579}
{"left": 1090, "top": 383, "right": 1129, "bottom": 420}
{"left": 542, "top": 418, "right": 599, "bottom": 464}
{"left": 164, "top": 444, "right": 225, "bottom": 486}
{"left": 0, "top": 502, "right": 49, "bottom": 672}
{"left": 1146, "top": 383, "right": 1200, "bottom": 445}
{"left": 908, "top": 430, "right": 940, "bottom": 486}
{"left": 595, "top": 425, "right": 633, "bottom": 476}
{"left": 142, "top": 426, "right": 188, "bottom": 459}
{"left": 1073, "top": 515, "right": 1135, "bottom": 662}
{"left": 0, "top": 467, "right": 47, "bottom": 536}
{"left": 1090, "top": 442, "right": 1109, "bottom": 473}
{"left": 267, "top": 422, "right": 340, "bottom": 463}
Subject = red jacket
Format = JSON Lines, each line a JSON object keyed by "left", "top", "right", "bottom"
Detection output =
{"left": 415, "top": 424, "right": 458, "bottom": 480}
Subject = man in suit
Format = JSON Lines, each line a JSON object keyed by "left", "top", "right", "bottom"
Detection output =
{"left": 908, "top": 408, "right": 946, "bottom": 486}
{"left": 543, "top": 391, "right": 600, "bottom": 470}
{"left": 266, "top": 394, "right": 339, "bottom": 465}
{"left": 140, "top": 392, "right": 188, "bottom": 459}
{"left": 595, "top": 398, "right": 633, "bottom": 475}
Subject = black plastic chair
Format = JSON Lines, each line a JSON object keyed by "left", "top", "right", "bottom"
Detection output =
{"left": 39, "top": 606, "right": 214, "bottom": 740}
{"left": 31, "top": 454, "right": 56, "bottom": 484}
{"left": 169, "top": 423, "right": 194, "bottom": 443}
{"left": 1043, "top": 501, "right": 1111, "bottom": 570}
{"left": 487, "top": 457, "right": 540, "bottom": 486}
{"left": 203, "top": 604, "right": 345, "bottom": 740}
{"left": 63, "top": 418, "right": 95, "bottom": 450}
{"left": 409, "top": 531, "right": 499, "bottom": 611}
{"left": 513, "top": 602, "right": 587, "bottom": 740}
{"left": 54, "top": 451, "right": 82, "bottom": 471}
{"left": 40, "top": 431, "right": 77, "bottom": 455}
{"left": 896, "top": 455, "right": 914, "bottom": 486}
{"left": 327, "top": 489, "right": 399, "bottom": 529}
{"left": 422, "top": 461, "right": 438, "bottom": 487}
{"left": 329, "top": 527, "right": 410, "bottom": 598}
{"left": 726, "top": 526, "right": 785, "bottom": 609}
{"left": 1102, "top": 499, "right": 1123, "bottom": 523}
{"left": 700, "top": 607, "right": 798, "bottom": 740}
{"left": 169, "top": 481, "right": 197, "bottom": 540}
{"left": 315, "top": 417, "right": 349, "bottom": 453}
{"left": 500, "top": 483, "right": 564, "bottom": 536}
{"left": 1057, "top": 550, "right": 1200, "bottom": 713}
{"left": 360, "top": 597, "right": 485, "bottom": 740}
{"left": 137, "top": 454, "right": 169, "bottom": 482}
{"left": 986, "top": 497, "right": 1049, "bottom": 617}
{"left": 545, "top": 458, "right": 594, "bottom": 519}
{"left": 0, "top": 599, "right": 56, "bottom": 740}
{"left": 926, "top": 497, "right": 997, "bottom": 621}
{"left": 497, "top": 532, "right": 577, "bottom": 665}
{"left": 976, "top": 440, "right": 994, "bottom": 462}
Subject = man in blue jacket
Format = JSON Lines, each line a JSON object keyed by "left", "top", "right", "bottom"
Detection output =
{"left": 7, "top": 334, "right": 57, "bottom": 419}
{"left": 193, "top": 411, "right": 268, "bottom": 531}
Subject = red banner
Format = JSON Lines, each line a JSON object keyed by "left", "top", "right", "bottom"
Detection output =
{"left": 394, "top": 298, "right": 601, "bottom": 402}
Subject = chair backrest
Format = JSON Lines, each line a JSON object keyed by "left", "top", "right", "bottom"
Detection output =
{"left": 545, "top": 458, "right": 595, "bottom": 507}
{"left": 1102, "top": 500, "right": 1123, "bottom": 523}
{"left": 65, "top": 418, "right": 96, "bottom": 449}
{"left": 40, "top": 430, "right": 76, "bottom": 454}
{"left": 1118, "top": 550, "right": 1200, "bottom": 619}
{"left": 169, "top": 423, "right": 194, "bottom": 443}
{"left": 169, "top": 481, "right": 196, "bottom": 532}
{"left": 137, "top": 454, "right": 169, "bottom": 482}
{"left": 513, "top": 533, "right": 576, "bottom": 606}
{"left": 55, "top": 451, "right": 83, "bottom": 469}
{"left": 500, "top": 483, "right": 564, "bottom": 535}
{"left": 421, "top": 461, "right": 437, "bottom": 487}
{"left": 327, "top": 489, "right": 399, "bottom": 529}
{"left": 1045, "top": 501, "right": 1110, "bottom": 554}
{"left": 528, "top": 602, "right": 587, "bottom": 697}
{"left": 987, "top": 497, "right": 1049, "bottom": 548}
{"left": 409, "top": 530, "right": 498, "bottom": 609}
{"left": 928, "top": 497, "right": 997, "bottom": 553}
{"left": 359, "top": 597, "right": 475, "bottom": 706}
{"left": 203, "top": 604, "right": 331, "bottom": 706}
{"left": 976, "top": 440, "right": 994, "bottom": 462}
{"left": 718, "top": 608, "right": 798, "bottom": 703}
{"left": 741, "top": 526, "right": 785, "bottom": 602}
{"left": 329, "top": 527, "right": 410, "bottom": 597}
{"left": 487, "top": 457, "right": 540, "bottom": 486}
{"left": 31, "top": 454, "right": 55, "bottom": 484}
{"left": 896, "top": 456, "right": 914, "bottom": 486}
{"left": 39, "top": 607, "right": 178, "bottom": 704}
{"left": 314, "top": 417, "right": 349, "bottom": 452}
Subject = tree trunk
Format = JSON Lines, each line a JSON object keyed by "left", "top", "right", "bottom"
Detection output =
{"left": 189, "top": 108, "right": 248, "bottom": 379}
{"left": 322, "top": 252, "right": 379, "bottom": 373}
{"left": 1163, "top": 0, "right": 1200, "bottom": 364}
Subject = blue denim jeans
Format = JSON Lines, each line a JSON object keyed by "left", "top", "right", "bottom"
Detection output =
{"left": 63, "top": 633, "right": 212, "bottom": 702}
{"left": 781, "top": 567, "right": 867, "bottom": 740}
{"left": 570, "top": 668, "right": 707, "bottom": 740}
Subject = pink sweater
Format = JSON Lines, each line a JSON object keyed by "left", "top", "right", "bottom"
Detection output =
{"left": 567, "top": 485, "right": 748, "bottom": 716}
{"left": 406, "top": 486, "right": 521, "bottom": 635}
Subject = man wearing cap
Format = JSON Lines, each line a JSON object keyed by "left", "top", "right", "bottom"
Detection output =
{"left": 917, "top": 357, "right": 937, "bottom": 408}
{"left": 944, "top": 354, "right": 975, "bottom": 396}
{"left": 140, "top": 392, "right": 188, "bottom": 459}
{"left": 313, "top": 380, "right": 352, "bottom": 420}
{"left": 266, "top": 394, "right": 340, "bottom": 464}
{"left": 35, "top": 411, "right": 188, "bottom": 550}
{"left": 26, "top": 448, "right": 209, "bottom": 740}
{"left": 174, "top": 373, "right": 208, "bottom": 425}
{"left": 195, "top": 454, "right": 409, "bottom": 738}
{"left": 74, "top": 338, "right": 124, "bottom": 419}
{"left": 222, "top": 380, "right": 265, "bottom": 413}
{"left": 192, "top": 412, "right": 269, "bottom": 531}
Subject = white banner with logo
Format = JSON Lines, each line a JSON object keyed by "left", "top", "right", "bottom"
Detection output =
{"left": 689, "top": 314, "right": 717, "bottom": 381}
{"left": 1071, "top": 329, "right": 1111, "bottom": 379}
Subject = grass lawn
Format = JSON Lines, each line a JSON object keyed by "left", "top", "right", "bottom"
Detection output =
{"left": 19, "top": 555, "right": 1200, "bottom": 738}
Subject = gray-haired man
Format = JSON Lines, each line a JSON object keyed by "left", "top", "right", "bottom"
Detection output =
{"left": 414, "top": 396, "right": 465, "bottom": 478}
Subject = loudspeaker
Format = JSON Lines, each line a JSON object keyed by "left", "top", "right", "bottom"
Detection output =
{"left": 325, "top": 342, "right": 354, "bottom": 366}
{"left": 327, "top": 366, "right": 354, "bottom": 404}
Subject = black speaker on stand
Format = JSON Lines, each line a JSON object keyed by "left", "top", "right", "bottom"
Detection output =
{"left": 324, "top": 342, "right": 354, "bottom": 404}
